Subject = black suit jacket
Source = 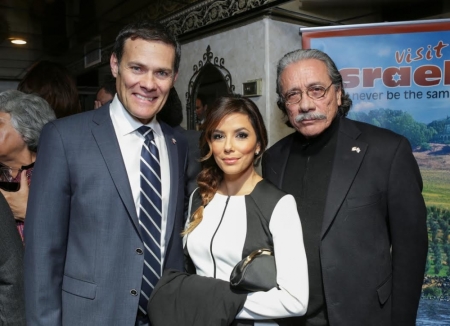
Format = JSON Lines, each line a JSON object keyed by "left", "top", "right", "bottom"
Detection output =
{"left": 174, "top": 126, "right": 201, "bottom": 195}
{"left": 0, "top": 193, "right": 26, "bottom": 326}
{"left": 262, "top": 117, "right": 427, "bottom": 326}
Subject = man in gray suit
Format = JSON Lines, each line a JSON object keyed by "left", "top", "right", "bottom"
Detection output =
{"left": 262, "top": 49, "right": 427, "bottom": 326}
{"left": 0, "top": 192, "right": 25, "bottom": 326}
{"left": 24, "top": 21, "right": 188, "bottom": 326}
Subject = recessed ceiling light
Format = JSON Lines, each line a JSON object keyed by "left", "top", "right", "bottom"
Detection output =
{"left": 11, "top": 39, "right": 27, "bottom": 45}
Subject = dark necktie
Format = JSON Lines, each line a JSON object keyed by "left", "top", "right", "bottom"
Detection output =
{"left": 137, "top": 126, "right": 162, "bottom": 315}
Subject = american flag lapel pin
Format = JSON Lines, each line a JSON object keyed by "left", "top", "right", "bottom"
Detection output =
{"left": 172, "top": 138, "right": 177, "bottom": 145}
{"left": 351, "top": 146, "right": 360, "bottom": 153}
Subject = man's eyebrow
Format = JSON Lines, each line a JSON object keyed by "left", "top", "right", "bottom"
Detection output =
{"left": 127, "top": 61, "right": 144, "bottom": 66}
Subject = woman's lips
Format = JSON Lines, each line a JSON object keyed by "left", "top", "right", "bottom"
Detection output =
{"left": 222, "top": 158, "right": 239, "bottom": 164}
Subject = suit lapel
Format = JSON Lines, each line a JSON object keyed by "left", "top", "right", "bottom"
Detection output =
{"left": 91, "top": 107, "right": 140, "bottom": 232}
{"left": 321, "top": 119, "right": 367, "bottom": 238}
{"left": 160, "top": 122, "right": 179, "bottom": 246}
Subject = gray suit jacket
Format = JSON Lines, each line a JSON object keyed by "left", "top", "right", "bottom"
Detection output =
{"left": 24, "top": 105, "right": 188, "bottom": 325}
{"left": 0, "top": 193, "right": 25, "bottom": 326}
{"left": 262, "top": 117, "right": 427, "bottom": 326}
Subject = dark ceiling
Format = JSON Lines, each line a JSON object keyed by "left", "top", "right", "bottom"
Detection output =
{"left": 0, "top": 0, "right": 200, "bottom": 80}
{"left": 0, "top": 0, "right": 449, "bottom": 81}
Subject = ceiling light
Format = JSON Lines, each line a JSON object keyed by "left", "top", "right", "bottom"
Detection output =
{"left": 11, "top": 39, "right": 27, "bottom": 45}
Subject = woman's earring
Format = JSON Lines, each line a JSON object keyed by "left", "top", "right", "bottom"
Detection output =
{"left": 255, "top": 151, "right": 260, "bottom": 156}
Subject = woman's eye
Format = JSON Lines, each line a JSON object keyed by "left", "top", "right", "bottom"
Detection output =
{"left": 212, "top": 133, "right": 223, "bottom": 140}
{"left": 236, "top": 132, "right": 248, "bottom": 139}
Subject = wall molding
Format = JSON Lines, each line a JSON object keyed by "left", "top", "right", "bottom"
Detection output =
{"left": 68, "top": 0, "right": 290, "bottom": 75}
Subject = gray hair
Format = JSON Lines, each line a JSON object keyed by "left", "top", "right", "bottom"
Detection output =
{"left": 276, "top": 49, "right": 352, "bottom": 127}
{"left": 0, "top": 90, "right": 56, "bottom": 152}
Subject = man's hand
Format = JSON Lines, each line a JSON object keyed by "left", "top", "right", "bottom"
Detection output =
{"left": 0, "top": 170, "right": 29, "bottom": 221}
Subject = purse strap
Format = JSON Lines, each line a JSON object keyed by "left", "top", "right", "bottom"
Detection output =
{"left": 187, "top": 187, "right": 202, "bottom": 220}
{"left": 184, "top": 187, "right": 202, "bottom": 274}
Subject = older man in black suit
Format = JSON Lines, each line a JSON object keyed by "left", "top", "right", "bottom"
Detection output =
{"left": 262, "top": 49, "right": 427, "bottom": 326}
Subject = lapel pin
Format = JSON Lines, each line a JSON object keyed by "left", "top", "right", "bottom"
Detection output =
{"left": 172, "top": 138, "right": 177, "bottom": 145}
{"left": 352, "top": 146, "right": 360, "bottom": 153}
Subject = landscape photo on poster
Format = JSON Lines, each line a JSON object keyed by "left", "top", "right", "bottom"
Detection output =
{"left": 303, "top": 21, "right": 450, "bottom": 322}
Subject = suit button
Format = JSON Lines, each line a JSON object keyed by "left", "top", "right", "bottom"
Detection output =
{"left": 130, "top": 289, "right": 138, "bottom": 296}
{"left": 136, "top": 248, "right": 143, "bottom": 255}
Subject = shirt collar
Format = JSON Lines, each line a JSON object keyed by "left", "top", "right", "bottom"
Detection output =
{"left": 110, "top": 94, "right": 162, "bottom": 138}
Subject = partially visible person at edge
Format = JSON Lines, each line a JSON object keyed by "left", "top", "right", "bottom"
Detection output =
{"left": 0, "top": 90, "right": 56, "bottom": 242}
{"left": 24, "top": 20, "right": 189, "bottom": 326}
{"left": 262, "top": 48, "right": 428, "bottom": 326}
{"left": 195, "top": 93, "right": 207, "bottom": 130}
{"left": 17, "top": 60, "right": 81, "bottom": 118}
{"left": 148, "top": 96, "right": 308, "bottom": 326}
{"left": 157, "top": 87, "right": 201, "bottom": 194}
{"left": 0, "top": 192, "right": 26, "bottom": 325}
{"left": 94, "top": 78, "right": 116, "bottom": 109}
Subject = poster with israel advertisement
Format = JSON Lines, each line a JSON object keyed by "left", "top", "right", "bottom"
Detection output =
{"left": 301, "top": 19, "right": 450, "bottom": 325}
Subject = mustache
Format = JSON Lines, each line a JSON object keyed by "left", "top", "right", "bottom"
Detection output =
{"left": 295, "top": 113, "right": 327, "bottom": 122}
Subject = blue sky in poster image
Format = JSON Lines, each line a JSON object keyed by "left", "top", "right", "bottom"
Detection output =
{"left": 311, "top": 30, "right": 450, "bottom": 124}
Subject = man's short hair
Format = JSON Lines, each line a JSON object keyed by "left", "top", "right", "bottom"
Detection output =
{"left": 112, "top": 20, "right": 181, "bottom": 73}
{"left": 196, "top": 93, "right": 207, "bottom": 107}
{"left": 97, "top": 78, "right": 116, "bottom": 97}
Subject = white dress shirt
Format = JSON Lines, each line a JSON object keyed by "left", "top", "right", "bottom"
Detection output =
{"left": 110, "top": 95, "right": 171, "bottom": 270}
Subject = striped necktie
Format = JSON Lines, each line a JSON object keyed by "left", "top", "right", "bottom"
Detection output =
{"left": 137, "top": 126, "right": 162, "bottom": 315}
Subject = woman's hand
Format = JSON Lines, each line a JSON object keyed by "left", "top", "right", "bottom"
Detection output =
{"left": 0, "top": 170, "right": 29, "bottom": 221}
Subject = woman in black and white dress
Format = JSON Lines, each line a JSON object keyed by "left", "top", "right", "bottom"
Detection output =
{"left": 182, "top": 96, "right": 308, "bottom": 325}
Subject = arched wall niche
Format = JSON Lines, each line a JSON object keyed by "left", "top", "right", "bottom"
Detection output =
{"left": 185, "top": 45, "right": 235, "bottom": 130}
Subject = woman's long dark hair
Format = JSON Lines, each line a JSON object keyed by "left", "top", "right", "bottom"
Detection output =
{"left": 183, "top": 95, "right": 268, "bottom": 235}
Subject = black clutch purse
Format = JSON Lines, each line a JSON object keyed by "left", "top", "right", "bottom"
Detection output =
{"left": 230, "top": 248, "right": 277, "bottom": 292}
